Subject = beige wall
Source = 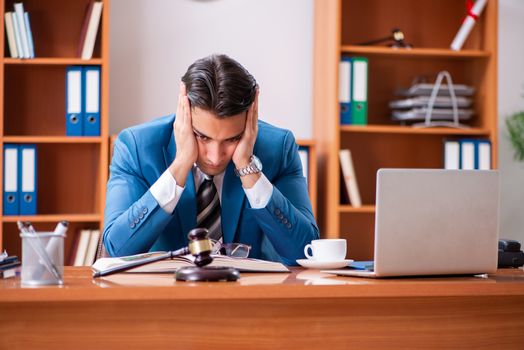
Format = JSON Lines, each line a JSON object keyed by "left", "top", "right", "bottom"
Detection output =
{"left": 109, "top": 0, "right": 313, "bottom": 139}
{"left": 110, "top": 0, "right": 524, "bottom": 243}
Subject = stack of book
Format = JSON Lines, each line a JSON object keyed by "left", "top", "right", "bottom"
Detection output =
{"left": 0, "top": 251, "right": 21, "bottom": 279}
{"left": 4, "top": 2, "right": 35, "bottom": 58}
{"left": 389, "top": 82, "right": 475, "bottom": 124}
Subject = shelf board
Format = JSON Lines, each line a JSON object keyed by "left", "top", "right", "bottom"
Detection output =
{"left": 3, "top": 58, "right": 103, "bottom": 65}
{"left": 340, "top": 125, "right": 490, "bottom": 136}
{"left": 2, "top": 214, "right": 102, "bottom": 223}
{"left": 340, "top": 46, "right": 490, "bottom": 59}
{"left": 296, "top": 139, "right": 316, "bottom": 147}
{"left": 2, "top": 136, "right": 103, "bottom": 143}
{"left": 339, "top": 205, "right": 376, "bottom": 213}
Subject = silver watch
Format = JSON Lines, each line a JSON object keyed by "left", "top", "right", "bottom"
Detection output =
{"left": 234, "top": 155, "right": 263, "bottom": 177}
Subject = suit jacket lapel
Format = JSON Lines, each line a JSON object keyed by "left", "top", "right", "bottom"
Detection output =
{"left": 163, "top": 132, "right": 195, "bottom": 246}
{"left": 221, "top": 162, "right": 245, "bottom": 243}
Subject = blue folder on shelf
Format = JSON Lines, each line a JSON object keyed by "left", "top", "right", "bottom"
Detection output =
{"left": 19, "top": 144, "right": 37, "bottom": 215}
{"left": 3, "top": 144, "right": 19, "bottom": 215}
{"left": 339, "top": 57, "right": 352, "bottom": 125}
{"left": 66, "top": 66, "right": 84, "bottom": 136}
{"left": 83, "top": 66, "right": 101, "bottom": 136}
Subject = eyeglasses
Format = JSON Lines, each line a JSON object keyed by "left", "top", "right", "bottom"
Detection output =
{"left": 210, "top": 239, "right": 251, "bottom": 258}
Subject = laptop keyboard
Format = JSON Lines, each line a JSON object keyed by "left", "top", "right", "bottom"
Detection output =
{"left": 349, "top": 261, "right": 375, "bottom": 271}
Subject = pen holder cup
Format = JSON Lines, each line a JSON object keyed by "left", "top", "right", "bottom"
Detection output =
{"left": 20, "top": 232, "right": 66, "bottom": 286}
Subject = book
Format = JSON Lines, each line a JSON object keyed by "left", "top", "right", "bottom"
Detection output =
{"left": 4, "top": 12, "right": 18, "bottom": 58}
{"left": 0, "top": 261, "right": 21, "bottom": 279}
{"left": 80, "top": 1, "right": 103, "bottom": 59}
{"left": 73, "top": 229, "right": 92, "bottom": 266}
{"left": 77, "top": 1, "right": 94, "bottom": 57}
{"left": 92, "top": 251, "right": 290, "bottom": 274}
{"left": 84, "top": 229, "right": 100, "bottom": 266}
{"left": 13, "top": 2, "right": 30, "bottom": 59}
{"left": 24, "top": 11, "right": 35, "bottom": 58}
{"left": 339, "top": 149, "right": 362, "bottom": 207}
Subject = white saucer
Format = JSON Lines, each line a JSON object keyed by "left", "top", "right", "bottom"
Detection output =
{"left": 296, "top": 259, "right": 353, "bottom": 269}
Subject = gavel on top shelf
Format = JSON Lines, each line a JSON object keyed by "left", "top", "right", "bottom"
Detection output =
{"left": 92, "top": 228, "right": 239, "bottom": 281}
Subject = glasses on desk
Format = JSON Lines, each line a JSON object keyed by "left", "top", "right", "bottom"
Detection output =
{"left": 210, "top": 239, "right": 251, "bottom": 258}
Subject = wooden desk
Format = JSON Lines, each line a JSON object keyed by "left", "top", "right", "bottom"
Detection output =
{"left": 1, "top": 267, "right": 524, "bottom": 349}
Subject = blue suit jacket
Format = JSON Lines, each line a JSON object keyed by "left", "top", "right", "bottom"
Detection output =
{"left": 103, "top": 115, "right": 319, "bottom": 265}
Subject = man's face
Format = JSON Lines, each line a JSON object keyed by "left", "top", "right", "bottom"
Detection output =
{"left": 191, "top": 107, "right": 246, "bottom": 176}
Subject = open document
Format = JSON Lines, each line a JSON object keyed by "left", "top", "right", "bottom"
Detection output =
{"left": 92, "top": 251, "right": 290, "bottom": 274}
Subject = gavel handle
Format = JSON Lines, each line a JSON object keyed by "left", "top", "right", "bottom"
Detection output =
{"left": 92, "top": 247, "right": 189, "bottom": 278}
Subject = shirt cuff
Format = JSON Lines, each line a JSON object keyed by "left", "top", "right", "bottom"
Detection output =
{"left": 244, "top": 173, "right": 273, "bottom": 209}
{"left": 150, "top": 169, "right": 185, "bottom": 214}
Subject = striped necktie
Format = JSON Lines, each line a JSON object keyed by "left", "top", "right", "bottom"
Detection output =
{"left": 196, "top": 177, "right": 222, "bottom": 241}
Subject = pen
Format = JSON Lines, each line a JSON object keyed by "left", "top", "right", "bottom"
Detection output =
{"left": 18, "top": 221, "right": 63, "bottom": 284}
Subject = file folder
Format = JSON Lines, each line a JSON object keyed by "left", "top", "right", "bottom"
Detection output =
{"left": 476, "top": 140, "right": 491, "bottom": 170}
{"left": 83, "top": 66, "right": 101, "bottom": 136}
{"left": 443, "top": 140, "right": 460, "bottom": 170}
{"left": 460, "top": 140, "right": 475, "bottom": 170}
{"left": 339, "top": 57, "right": 352, "bottom": 125}
{"left": 351, "top": 57, "right": 368, "bottom": 125}
{"left": 66, "top": 66, "right": 84, "bottom": 136}
{"left": 3, "top": 145, "right": 19, "bottom": 215}
{"left": 19, "top": 144, "right": 37, "bottom": 215}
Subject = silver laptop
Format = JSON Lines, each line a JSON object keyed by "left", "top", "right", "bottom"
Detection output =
{"left": 323, "top": 169, "right": 500, "bottom": 278}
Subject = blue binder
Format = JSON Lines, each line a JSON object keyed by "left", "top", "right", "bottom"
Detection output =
{"left": 339, "top": 57, "right": 352, "bottom": 125}
{"left": 3, "top": 144, "right": 19, "bottom": 215}
{"left": 66, "top": 66, "right": 84, "bottom": 136}
{"left": 83, "top": 66, "right": 101, "bottom": 136}
{"left": 475, "top": 139, "right": 492, "bottom": 170}
{"left": 19, "top": 144, "right": 37, "bottom": 215}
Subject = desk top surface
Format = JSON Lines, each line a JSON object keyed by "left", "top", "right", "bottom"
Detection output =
{"left": 1, "top": 267, "right": 523, "bottom": 302}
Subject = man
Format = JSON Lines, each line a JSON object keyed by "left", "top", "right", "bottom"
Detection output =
{"left": 103, "top": 54, "right": 319, "bottom": 265}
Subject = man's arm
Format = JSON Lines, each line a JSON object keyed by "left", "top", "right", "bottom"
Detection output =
{"left": 247, "top": 131, "right": 319, "bottom": 265}
{"left": 103, "top": 130, "right": 174, "bottom": 256}
{"left": 104, "top": 83, "right": 197, "bottom": 257}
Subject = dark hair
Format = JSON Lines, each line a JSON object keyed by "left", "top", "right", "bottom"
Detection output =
{"left": 181, "top": 54, "right": 258, "bottom": 117}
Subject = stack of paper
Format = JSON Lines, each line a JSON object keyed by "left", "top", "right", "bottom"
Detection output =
{"left": 390, "top": 81, "right": 476, "bottom": 123}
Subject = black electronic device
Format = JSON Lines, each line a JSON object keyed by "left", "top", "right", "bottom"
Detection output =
{"left": 498, "top": 239, "right": 524, "bottom": 268}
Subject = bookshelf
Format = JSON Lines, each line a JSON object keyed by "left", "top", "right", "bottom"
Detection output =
{"left": 313, "top": 0, "right": 498, "bottom": 260}
{"left": 0, "top": 0, "right": 110, "bottom": 263}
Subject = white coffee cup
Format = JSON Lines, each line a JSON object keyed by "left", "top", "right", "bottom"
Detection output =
{"left": 303, "top": 239, "right": 347, "bottom": 262}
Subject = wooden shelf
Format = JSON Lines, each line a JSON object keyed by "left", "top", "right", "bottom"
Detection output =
{"left": 341, "top": 46, "right": 491, "bottom": 59}
{"left": 3, "top": 136, "right": 103, "bottom": 143}
{"left": 339, "top": 205, "right": 375, "bottom": 213}
{"left": 340, "top": 125, "right": 491, "bottom": 136}
{"left": 2, "top": 214, "right": 102, "bottom": 223}
{"left": 3, "top": 58, "right": 103, "bottom": 65}
{"left": 313, "top": 0, "right": 498, "bottom": 260}
{"left": 0, "top": 0, "right": 110, "bottom": 260}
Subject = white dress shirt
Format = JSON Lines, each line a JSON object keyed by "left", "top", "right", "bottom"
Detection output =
{"left": 150, "top": 164, "right": 273, "bottom": 214}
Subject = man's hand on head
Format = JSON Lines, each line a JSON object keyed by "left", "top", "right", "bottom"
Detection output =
{"left": 232, "top": 88, "right": 259, "bottom": 168}
{"left": 170, "top": 82, "right": 198, "bottom": 186}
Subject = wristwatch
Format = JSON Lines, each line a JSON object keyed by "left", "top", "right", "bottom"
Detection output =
{"left": 234, "top": 155, "right": 263, "bottom": 177}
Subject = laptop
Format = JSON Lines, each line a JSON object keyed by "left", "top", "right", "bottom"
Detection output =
{"left": 323, "top": 169, "right": 500, "bottom": 278}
